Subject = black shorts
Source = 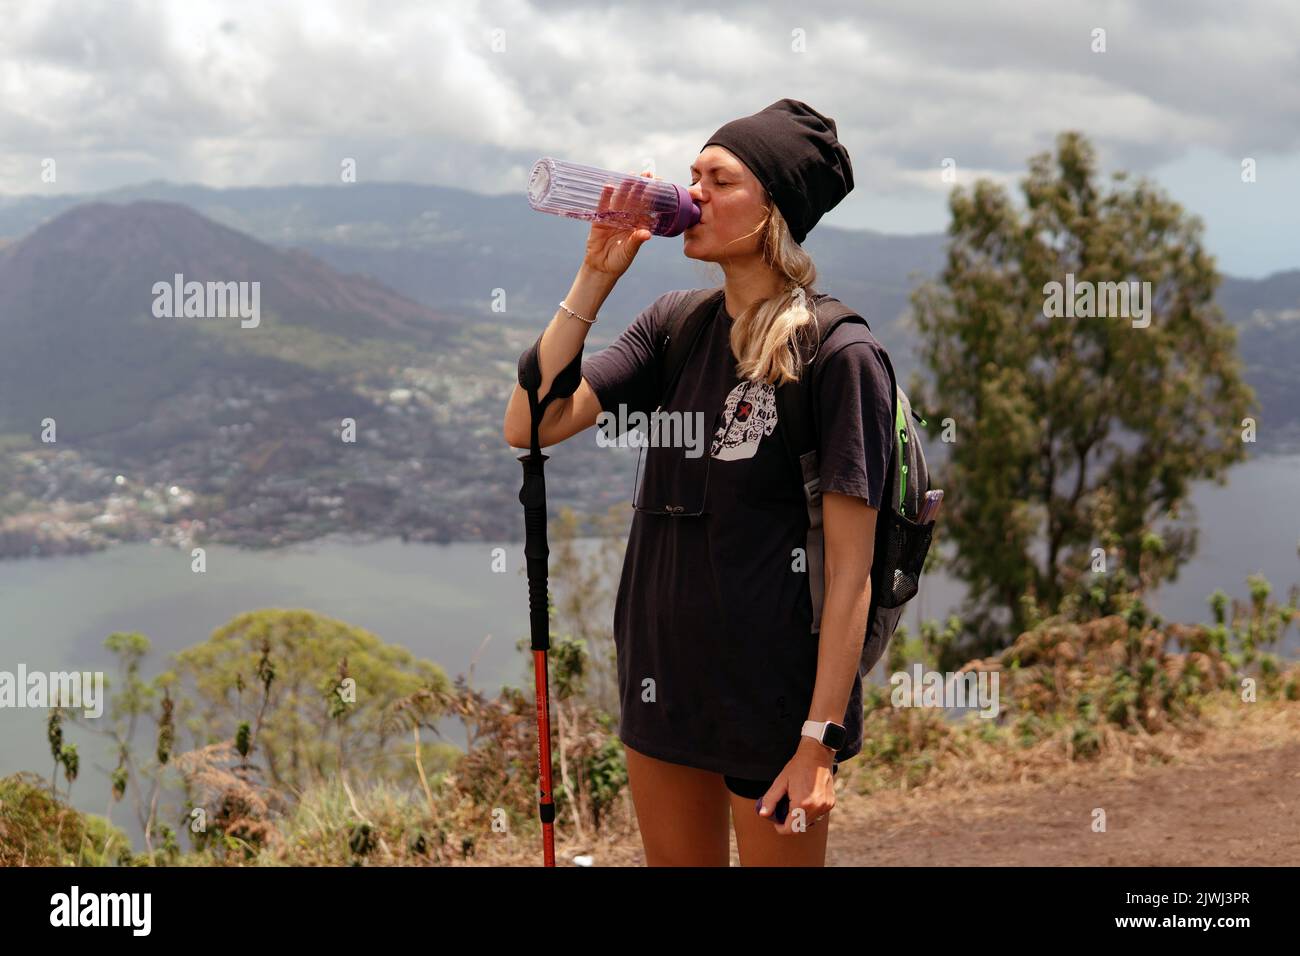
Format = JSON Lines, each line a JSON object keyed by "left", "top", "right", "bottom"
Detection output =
{"left": 723, "top": 762, "right": 838, "bottom": 800}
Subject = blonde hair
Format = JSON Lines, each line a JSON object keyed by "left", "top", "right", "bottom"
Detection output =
{"left": 707, "top": 188, "right": 821, "bottom": 387}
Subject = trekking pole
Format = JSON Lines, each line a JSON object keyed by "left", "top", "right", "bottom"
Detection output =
{"left": 517, "top": 382, "right": 557, "bottom": 866}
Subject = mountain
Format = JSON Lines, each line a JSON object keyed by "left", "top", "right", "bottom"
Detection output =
{"left": 1218, "top": 270, "right": 1300, "bottom": 323}
{"left": 0, "top": 199, "right": 450, "bottom": 341}
{"left": 0, "top": 200, "right": 454, "bottom": 441}
{"left": 0, "top": 200, "right": 535, "bottom": 554}
{"left": 1, "top": 184, "right": 1297, "bottom": 450}
{"left": 0, "top": 181, "right": 949, "bottom": 332}
{"left": 5, "top": 180, "right": 1294, "bottom": 370}
{"left": 0, "top": 183, "right": 1297, "bottom": 560}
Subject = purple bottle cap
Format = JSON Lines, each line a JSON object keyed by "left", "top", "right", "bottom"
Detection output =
{"left": 664, "top": 183, "right": 702, "bottom": 237}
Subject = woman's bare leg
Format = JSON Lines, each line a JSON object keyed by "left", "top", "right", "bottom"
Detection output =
{"left": 623, "top": 743, "right": 731, "bottom": 866}
{"left": 729, "top": 791, "right": 830, "bottom": 866}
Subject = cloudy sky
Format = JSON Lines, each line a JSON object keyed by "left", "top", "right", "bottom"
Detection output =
{"left": 1, "top": 0, "right": 1296, "bottom": 276}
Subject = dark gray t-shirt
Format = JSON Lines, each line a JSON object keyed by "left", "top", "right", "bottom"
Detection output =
{"left": 581, "top": 287, "right": 895, "bottom": 779}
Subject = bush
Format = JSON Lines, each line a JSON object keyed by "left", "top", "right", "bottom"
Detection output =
{"left": 0, "top": 772, "right": 131, "bottom": 866}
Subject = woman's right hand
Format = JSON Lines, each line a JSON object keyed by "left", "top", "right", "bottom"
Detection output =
{"left": 582, "top": 169, "right": 657, "bottom": 278}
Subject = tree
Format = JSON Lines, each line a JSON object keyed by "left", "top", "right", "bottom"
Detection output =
{"left": 79, "top": 632, "right": 162, "bottom": 846}
{"left": 909, "top": 131, "right": 1257, "bottom": 656}
{"left": 165, "top": 609, "right": 450, "bottom": 795}
{"left": 71, "top": 631, "right": 180, "bottom": 854}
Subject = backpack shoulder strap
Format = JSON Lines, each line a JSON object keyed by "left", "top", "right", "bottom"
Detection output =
{"left": 775, "top": 294, "right": 876, "bottom": 636}
{"left": 655, "top": 288, "right": 725, "bottom": 406}
{"left": 775, "top": 294, "right": 868, "bottom": 467}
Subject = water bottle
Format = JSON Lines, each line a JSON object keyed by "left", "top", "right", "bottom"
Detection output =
{"left": 527, "top": 157, "right": 701, "bottom": 237}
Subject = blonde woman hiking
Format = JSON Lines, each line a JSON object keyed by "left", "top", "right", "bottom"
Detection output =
{"left": 505, "top": 99, "right": 895, "bottom": 866}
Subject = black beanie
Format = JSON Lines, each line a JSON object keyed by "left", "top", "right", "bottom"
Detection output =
{"left": 701, "top": 98, "right": 853, "bottom": 244}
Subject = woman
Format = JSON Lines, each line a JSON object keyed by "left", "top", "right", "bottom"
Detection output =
{"left": 504, "top": 99, "right": 895, "bottom": 866}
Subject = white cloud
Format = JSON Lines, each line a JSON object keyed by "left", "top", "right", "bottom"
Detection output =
{"left": 0, "top": 0, "right": 1295, "bottom": 273}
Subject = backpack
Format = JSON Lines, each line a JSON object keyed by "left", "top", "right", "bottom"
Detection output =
{"left": 651, "top": 287, "right": 937, "bottom": 677}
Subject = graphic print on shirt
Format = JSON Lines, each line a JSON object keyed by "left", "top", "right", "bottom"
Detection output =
{"left": 710, "top": 380, "right": 778, "bottom": 461}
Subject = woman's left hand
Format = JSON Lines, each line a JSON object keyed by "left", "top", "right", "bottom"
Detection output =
{"left": 758, "top": 738, "right": 837, "bottom": 835}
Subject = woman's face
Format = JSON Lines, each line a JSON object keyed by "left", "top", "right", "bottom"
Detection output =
{"left": 683, "top": 145, "right": 768, "bottom": 262}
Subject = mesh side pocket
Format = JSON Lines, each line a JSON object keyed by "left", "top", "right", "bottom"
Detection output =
{"left": 873, "top": 509, "right": 935, "bottom": 609}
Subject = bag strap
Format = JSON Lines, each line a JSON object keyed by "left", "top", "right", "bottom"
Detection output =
{"left": 655, "top": 288, "right": 726, "bottom": 407}
{"left": 774, "top": 295, "right": 867, "bottom": 465}
{"left": 775, "top": 296, "right": 895, "bottom": 635}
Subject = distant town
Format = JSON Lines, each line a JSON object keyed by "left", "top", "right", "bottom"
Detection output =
{"left": 0, "top": 323, "right": 633, "bottom": 561}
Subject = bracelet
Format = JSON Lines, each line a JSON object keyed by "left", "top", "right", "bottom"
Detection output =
{"left": 559, "top": 300, "right": 596, "bottom": 325}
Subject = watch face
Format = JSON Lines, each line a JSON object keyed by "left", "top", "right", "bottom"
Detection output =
{"left": 824, "top": 722, "right": 847, "bottom": 750}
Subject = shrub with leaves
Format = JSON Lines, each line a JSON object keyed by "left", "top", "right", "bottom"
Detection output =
{"left": 0, "top": 772, "right": 130, "bottom": 866}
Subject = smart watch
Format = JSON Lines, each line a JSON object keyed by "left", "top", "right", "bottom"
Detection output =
{"left": 801, "top": 719, "right": 846, "bottom": 751}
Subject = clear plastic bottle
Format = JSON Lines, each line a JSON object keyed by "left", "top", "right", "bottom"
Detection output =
{"left": 527, "top": 157, "right": 701, "bottom": 237}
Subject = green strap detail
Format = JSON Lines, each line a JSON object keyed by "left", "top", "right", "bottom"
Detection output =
{"left": 896, "top": 400, "right": 908, "bottom": 512}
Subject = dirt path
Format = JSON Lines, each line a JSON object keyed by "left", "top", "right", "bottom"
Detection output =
{"left": 541, "top": 701, "right": 1300, "bottom": 867}
{"left": 827, "top": 706, "right": 1300, "bottom": 866}
{"left": 828, "top": 742, "right": 1300, "bottom": 866}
